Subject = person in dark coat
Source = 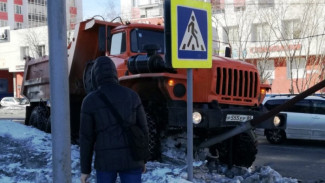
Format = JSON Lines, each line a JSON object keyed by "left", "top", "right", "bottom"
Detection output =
{"left": 80, "top": 56, "right": 148, "bottom": 183}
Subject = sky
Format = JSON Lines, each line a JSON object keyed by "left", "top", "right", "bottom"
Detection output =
{"left": 82, "top": 0, "right": 121, "bottom": 21}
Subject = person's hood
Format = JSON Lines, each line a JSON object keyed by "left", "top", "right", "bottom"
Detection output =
{"left": 91, "top": 56, "right": 118, "bottom": 89}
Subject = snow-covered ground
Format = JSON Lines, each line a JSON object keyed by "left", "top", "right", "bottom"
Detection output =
{"left": 0, "top": 120, "right": 298, "bottom": 183}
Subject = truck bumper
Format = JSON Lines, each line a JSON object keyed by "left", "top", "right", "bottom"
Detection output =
{"left": 167, "top": 101, "right": 283, "bottom": 129}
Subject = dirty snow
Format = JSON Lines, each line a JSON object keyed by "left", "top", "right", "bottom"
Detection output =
{"left": 0, "top": 120, "right": 298, "bottom": 183}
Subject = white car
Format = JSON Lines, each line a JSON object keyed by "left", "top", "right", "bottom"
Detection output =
{"left": 0, "top": 97, "right": 21, "bottom": 107}
{"left": 262, "top": 95, "right": 325, "bottom": 144}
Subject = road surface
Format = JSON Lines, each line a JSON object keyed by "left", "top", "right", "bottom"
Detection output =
{"left": 254, "top": 134, "right": 325, "bottom": 182}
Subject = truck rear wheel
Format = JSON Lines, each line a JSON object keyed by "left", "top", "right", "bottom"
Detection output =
{"left": 29, "top": 106, "right": 49, "bottom": 132}
{"left": 210, "top": 131, "right": 257, "bottom": 167}
{"left": 147, "top": 113, "right": 161, "bottom": 161}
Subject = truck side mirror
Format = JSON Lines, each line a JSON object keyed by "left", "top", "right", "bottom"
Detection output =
{"left": 225, "top": 47, "right": 231, "bottom": 58}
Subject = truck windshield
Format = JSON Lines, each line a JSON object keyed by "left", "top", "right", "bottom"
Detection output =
{"left": 130, "top": 29, "right": 164, "bottom": 54}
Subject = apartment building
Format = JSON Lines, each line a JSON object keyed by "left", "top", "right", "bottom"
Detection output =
{"left": 0, "top": 0, "right": 82, "bottom": 98}
{"left": 212, "top": 0, "right": 325, "bottom": 94}
{"left": 0, "top": 0, "right": 82, "bottom": 29}
{"left": 120, "top": 0, "right": 164, "bottom": 24}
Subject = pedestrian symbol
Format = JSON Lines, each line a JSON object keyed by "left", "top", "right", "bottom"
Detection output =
{"left": 179, "top": 11, "right": 206, "bottom": 52}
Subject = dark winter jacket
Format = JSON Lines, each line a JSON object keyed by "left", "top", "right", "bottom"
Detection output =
{"left": 80, "top": 56, "right": 148, "bottom": 174}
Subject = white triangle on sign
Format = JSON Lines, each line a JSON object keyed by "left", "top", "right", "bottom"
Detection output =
{"left": 179, "top": 11, "right": 206, "bottom": 52}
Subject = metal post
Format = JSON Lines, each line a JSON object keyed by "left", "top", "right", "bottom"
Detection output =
{"left": 187, "top": 68, "right": 193, "bottom": 181}
{"left": 13, "top": 73, "right": 17, "bottom": 97}
{"left": 47, "top": 1, "right": 71, "bottom": 182}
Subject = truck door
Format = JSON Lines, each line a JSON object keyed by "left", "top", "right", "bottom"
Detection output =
{"left": 285, "top": 99, "right": 313, "bottom": 140}
{"left": 310, "top": 99, "right": 325, "bottom": 140}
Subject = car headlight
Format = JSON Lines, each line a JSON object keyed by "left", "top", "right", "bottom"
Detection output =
{"left": 193, "top": 112, "right": 202, "bottom": 124}
{"left": 273, "top": 115, "right": 281, "bottom": 127}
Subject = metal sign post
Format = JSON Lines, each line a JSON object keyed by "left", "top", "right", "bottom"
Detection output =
{"left": 166, "top": 0, "right": 212, "bottom": 181}
{"left": 47, "top": 0, "right": 72, "bottom": 182}
{"left": 186, "top": 68, "right": 193, "bottom": 181}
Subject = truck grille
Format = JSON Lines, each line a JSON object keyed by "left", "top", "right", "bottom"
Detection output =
{"left": 216, "top": 67, "right": 258, "bottom": 100}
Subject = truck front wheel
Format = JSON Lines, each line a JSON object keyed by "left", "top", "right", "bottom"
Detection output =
{"left": 210, "top": 131, "right": 257, "bottom": 167}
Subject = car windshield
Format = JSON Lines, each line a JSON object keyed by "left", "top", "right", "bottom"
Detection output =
{"left": 130, "top": 29, "right": 165, "bottom": 54}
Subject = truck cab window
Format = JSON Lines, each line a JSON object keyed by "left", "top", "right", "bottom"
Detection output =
{"left": 110, "top": 32, "right": 126, "bottom": 55}
{"left": 130, "top": 29, "right": 164, "bottom": 53}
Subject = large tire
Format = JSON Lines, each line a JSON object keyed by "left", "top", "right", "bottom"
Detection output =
{"left": 265, "top": 129, "right": 286, "bottom": 144}
{"left": 147, "top": 113, "right": 161, "bottom": 161}
{"left": 44, "top": 115, "right": 51, "bottom": 133}
{"left": 29, "top": 106, "right": 49, "bottom": 131}
{"left": 210, "top": 131, "right": 257, "bottom": 167}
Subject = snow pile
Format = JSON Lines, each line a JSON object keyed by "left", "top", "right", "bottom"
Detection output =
{"left": 0, "top": 120, "right": 298, "bottom": 183}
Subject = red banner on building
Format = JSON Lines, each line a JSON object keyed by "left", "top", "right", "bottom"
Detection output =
{"left": 70, "top": 7, "right": 77, "bottom": 15}
{"left": 0, "top": 12, "right": 8, "bottom": 20}
{"left": 211, "top": 0, "right": 225, "bottom": 10}
{"left": 14, "top": 14, "right": 23, "bottom": 22}
{"left": 234, "top": 0, "right": 245, "bottom": 7}
{"left": 14, "top": 0, "right": 22, "bottom": 5}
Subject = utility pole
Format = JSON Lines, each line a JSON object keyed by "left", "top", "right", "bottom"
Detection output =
{"left": 47, "top": 0, "right": 72, "bottom": 182}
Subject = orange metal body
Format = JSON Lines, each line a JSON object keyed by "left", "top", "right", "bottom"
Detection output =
{"left": 22, "top": 18, "right": 269, "bottom": 133}
{"left": 65, "top": 19, "right": 266, "bottom": 107}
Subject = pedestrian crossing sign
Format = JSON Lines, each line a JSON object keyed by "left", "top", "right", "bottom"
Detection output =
{"left": 171, "top": 0, "right": 212, "bottom": 68}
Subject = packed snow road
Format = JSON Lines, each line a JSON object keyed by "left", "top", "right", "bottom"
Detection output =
{"left": 0, "top": 120, "right": 298, "bottom": 183}
{"left": 254, "top": 134, "right": 325, "bottom": 182}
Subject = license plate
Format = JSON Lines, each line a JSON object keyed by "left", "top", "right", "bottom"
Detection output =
{"left": 226, "top": 114, "right": 253, "bottom": 122}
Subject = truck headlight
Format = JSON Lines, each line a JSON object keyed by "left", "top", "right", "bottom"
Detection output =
{"left": 273, "top": 115, "right": 281, "bottom": 127}
{"left": 193, "top": 112, "right": 202, "bottom": 124}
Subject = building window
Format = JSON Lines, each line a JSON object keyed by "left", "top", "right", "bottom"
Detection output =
{"left": 223, "top": 26, "right": 239, "bottom": 43}
{"left": 0, "top": 20, "right": 7, "bottom": 27}
{"left": 37, "top": 45, "right": 46, "bottom": 57}
{"left": 69, "top": 0, "right": 76, "bottom": 7}
{"left": 212, "top": 0, "right": 225, "bottom": 13}
{"left": 282, "top": 19, "right": 300, "bottom": 39}
{"left": 0, "top": 2, "right": 7, "bottom": 12}
{"left": 28, "top": 0, "right": 46, "bottom": 6}
{"left": 15, "top": 22, "right": 23, "bottom": 29}
{"left": 15, "top": 5, "right": 22, "bottom": 14}
{"left": 0, "top": 79, "right": 8, "bottom": 93}
{"left": 287, "top": 58, "right": 306, "bottom": 79}
{"left": 28, "top": 13, "right": 47, "bottom": 24}
{"left": 258, "top": 0, "right": 274, "bottom": 8}
{"left": 20, "top": 46, "right": 30, "bottom": 60}
{"left": 252, "top": 23, "right": 270, "bottom": 42}
{"left": 234, "top": 0, "right": 245, "bottom": 11}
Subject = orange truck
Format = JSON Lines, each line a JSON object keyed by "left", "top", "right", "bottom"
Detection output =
{"left": 21, "top": 18, "right": 283, "bottom": 167}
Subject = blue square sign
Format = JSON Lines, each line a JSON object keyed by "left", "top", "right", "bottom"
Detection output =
{"left": 177, "top": 6, "right": 208, "bottom": 60}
